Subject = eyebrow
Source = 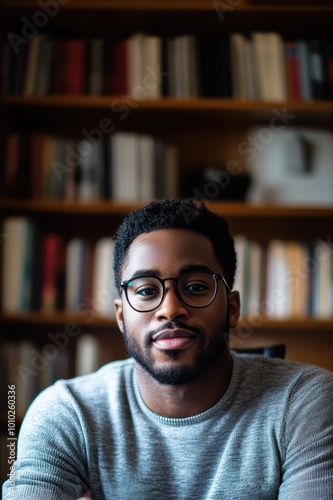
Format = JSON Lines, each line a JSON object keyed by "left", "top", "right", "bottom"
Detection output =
{"left": 179, "top": 264, "right": 216, "bottom": 275}
{"left": 125, "top": 264, "right": 217, "bottom": 282}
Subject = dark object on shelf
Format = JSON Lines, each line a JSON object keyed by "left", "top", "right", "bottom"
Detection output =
{"left": 187, "top": 167, "right": 252, "bottom": 201}
{"left": 233, "top": 344, "right": 286, "bottom": 359}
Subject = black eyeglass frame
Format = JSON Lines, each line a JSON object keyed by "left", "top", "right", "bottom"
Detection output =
{"left": 120, "top": 271, "right": 231, "bottom": 313}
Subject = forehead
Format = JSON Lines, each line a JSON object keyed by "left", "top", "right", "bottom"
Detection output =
{"left": 122, "top": 228, "right": 223, "bottom": 278}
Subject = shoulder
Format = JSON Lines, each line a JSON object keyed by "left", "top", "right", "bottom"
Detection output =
{"left": 231, "top": 351, "right": 333, "bottom": 404}
{"left": 24, "top": 358, "right": 135, "bottom": 425}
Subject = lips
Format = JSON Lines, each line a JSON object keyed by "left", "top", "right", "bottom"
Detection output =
{"left": 152, "top": 329, "right": 195, "bottom": 350}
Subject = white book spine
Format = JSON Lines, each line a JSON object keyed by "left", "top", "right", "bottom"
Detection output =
{"left": 92, "top": 237, "right": 116, "bottom": 317}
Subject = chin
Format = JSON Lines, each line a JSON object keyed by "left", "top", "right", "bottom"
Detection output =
{"left": 140, "top": 361, "right": 203, "bottom": 386}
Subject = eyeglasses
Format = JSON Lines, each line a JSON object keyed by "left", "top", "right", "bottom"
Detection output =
{"left": 120, "top": 271, "right": 231, "bottom": 313}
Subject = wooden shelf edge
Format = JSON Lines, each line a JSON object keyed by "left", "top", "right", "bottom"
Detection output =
{"left": 235, "top": 318, "right": 333, "bottom": 331}
{"left": 0, "top": 311, "right": 118, "bottom": 328}
{"left": 1, "top": 0, "right": 333, "bottom": 12}
{"left": 0, "top": 199, "right": 142, "bottom": 215}
{"left": 1, "top": 199, "right": 333, "bottom": 218}
{"left": 1, "top": 312, "right": 332, "bottom": 331}
{"left": 2, "top": 96, "right": 333, "bottom": 112}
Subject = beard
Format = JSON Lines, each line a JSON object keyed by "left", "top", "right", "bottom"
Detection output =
{"left": 122, "top": 317, "right": 229, "bottom": 386}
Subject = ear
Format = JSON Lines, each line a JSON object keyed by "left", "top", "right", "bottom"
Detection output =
{"left": 228, "top": 291, "right": 240, "bottom": 329}
{"left": 114, "top": 298, "right": 124, "bottom": 334}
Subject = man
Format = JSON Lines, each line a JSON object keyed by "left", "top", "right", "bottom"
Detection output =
{"left": 3, "top": 199, "right": 333, "bottom": 499}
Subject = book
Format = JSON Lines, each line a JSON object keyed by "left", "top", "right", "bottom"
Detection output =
{"left": 92, "top": 237, "right": 116, "bottom": 317}
{"left": 298, "top": 40, "right": 312, "bottom": 101}
{"left": 63, "top": 39, "right": 86, "bottom": 95}
{"left": 1, "top": 218, "right": 30, "bottom": 312}
{"left": 22, "top": 34, "right": 41, "bottom": 95}
{"left": 88, "top": 38, "right": 104, "bottom": 95}
{"left": 252, "top": 32, "right": 287, "bottom": 101}
{"left": 35, "top": 34, "right": 53, "bottom": 96}
{"left": 230, "top": 33, "right": 249, "bottom": 99}
{"left": 4, "top": 134, "right": 20, "bottom": 198}
{"left": 312, "top": 240, "right": 333, "bottom": 317}
{"left": 233, "top": 235, "right": 250, "bottom": 317}
{"left": 265, "top": 240, "right": 290, "bottom": 318}
{"left": 65, "top": 238, "right": 85, "bottom": 312}
{"left": 247, "top": 241, "right": 263, "bottom": 315}
{"left": 127, "top": 33, "right": 145, "bottom": 97}
{"left": 285, "top": 41, "right": 301, "bottom": 100}
{"left": 42, "top": 233, "right": 65, "bottom": 311}
{"left": 145, "top": 36, "right": 162, "bottom": 98}
{"left": 138, "top": 135, "right": 155, "bottom": 201}
{"left": 75, "top": 334, "right": 101, "bottom": 376}
{"left": 308, "top": 39, "right": 326, "bottom": 100}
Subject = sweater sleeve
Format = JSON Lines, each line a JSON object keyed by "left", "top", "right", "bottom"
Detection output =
{"left": 278, "top": 367, "right": 333, "bottom": 500}
{"left": 2, "top": 382, "right": 91, "bottom": 500}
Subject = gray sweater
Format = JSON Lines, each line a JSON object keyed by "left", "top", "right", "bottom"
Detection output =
{"left": 3, "top": 353, "right": 333, "bottom": 500}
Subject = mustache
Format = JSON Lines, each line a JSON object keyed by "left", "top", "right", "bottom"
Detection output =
{"left": 145, "top": 321, "right": 204, "bottom": 344}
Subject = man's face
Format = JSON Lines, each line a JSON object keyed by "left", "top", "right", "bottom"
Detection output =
{"left": 114, "top": 228, "right": 239, "bottom": 385}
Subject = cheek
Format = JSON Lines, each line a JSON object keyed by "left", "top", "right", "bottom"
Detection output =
{"left": 122, "top": 307, "right": 150, "bottom": 335}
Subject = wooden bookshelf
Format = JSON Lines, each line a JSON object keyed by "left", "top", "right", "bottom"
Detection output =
{"left": 1, "top": 0, "right": 333, "bottom": 388}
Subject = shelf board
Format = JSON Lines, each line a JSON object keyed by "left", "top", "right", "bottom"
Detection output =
{"left": 0, "top": 199, "right": 333, "bottom": 218}
{"left": 2, "top": 95, "right": 333, "bottom": 113}
{"left": 0, "top": 311, "right": 118, "bottom": 328}
{"left": 236, "top": 318, "right": 333, "bottom": 331}
{"left": 3, "top": 97, "right": 333, "bottom": 128}
{"left": 0, "top": 199, "right": 138, "bottom": 216}
{"left": 1, "top": 312, "right": 332, "bottom": 331}
{"left": 1, "top": 0, "right": 333, "bottom": 12}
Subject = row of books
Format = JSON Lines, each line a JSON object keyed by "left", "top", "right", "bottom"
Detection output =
{"left": 2, "top": 218, "right": 333, "bottom": 320}
{"left": 0, "top": 334, "right": 115, "bottom": 420}
{"left": 2, "top": 218, "right": 118, "bottom": 316}
{"left": 234, "top": 236, "right": 333, "bottom": 319}
{"left": 2, "top": 32, "right": 333, "bottom": 101}
{"left": 2, "top": 132, "right": 178, "bottom": 202}
{"left": 0, "top": 340, "right": 69, "bottom": 420}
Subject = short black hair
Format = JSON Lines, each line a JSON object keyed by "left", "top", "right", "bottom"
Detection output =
{"left": 113, "top": 198, "right": 236, "bottom": 292}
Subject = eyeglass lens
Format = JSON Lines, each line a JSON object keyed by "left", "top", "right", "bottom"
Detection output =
{"left": 125, "top": 273, "right": 217, "bottom": 311}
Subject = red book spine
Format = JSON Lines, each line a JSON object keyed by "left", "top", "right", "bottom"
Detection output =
{"left": 114, "top": 39, "right": 128, "bottom": 94}
{"left": 42, "top": 234, "right": 64, "bottom": 310}
{"left": 285, "top": 41, "right": 301, "bottom": 100}
{"left": 64, "top": 39, "right": 86, "bottom": 95}
{"left": 5, "top": 134, "right": 20, "bottom": 197}
{"left": 30, "top": 134, "right": 45, "bottom": 199}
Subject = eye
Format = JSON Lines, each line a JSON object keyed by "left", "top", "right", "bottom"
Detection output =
{"left": 183, "top": 282, "right": 209, "bottom": 294}
{"left": 128, "top": 278, "right": 161, "bottom": 301}
{"left": 135, "top": 286, "right": 160, "bottom": 298}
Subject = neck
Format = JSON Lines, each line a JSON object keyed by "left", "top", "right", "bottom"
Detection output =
{"left": 135, "top": 348, "right": 233, "bottom": 418}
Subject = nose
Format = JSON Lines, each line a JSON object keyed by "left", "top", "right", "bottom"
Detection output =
{"left": 155, "top": 283, "right": 189, "bottom": 321}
